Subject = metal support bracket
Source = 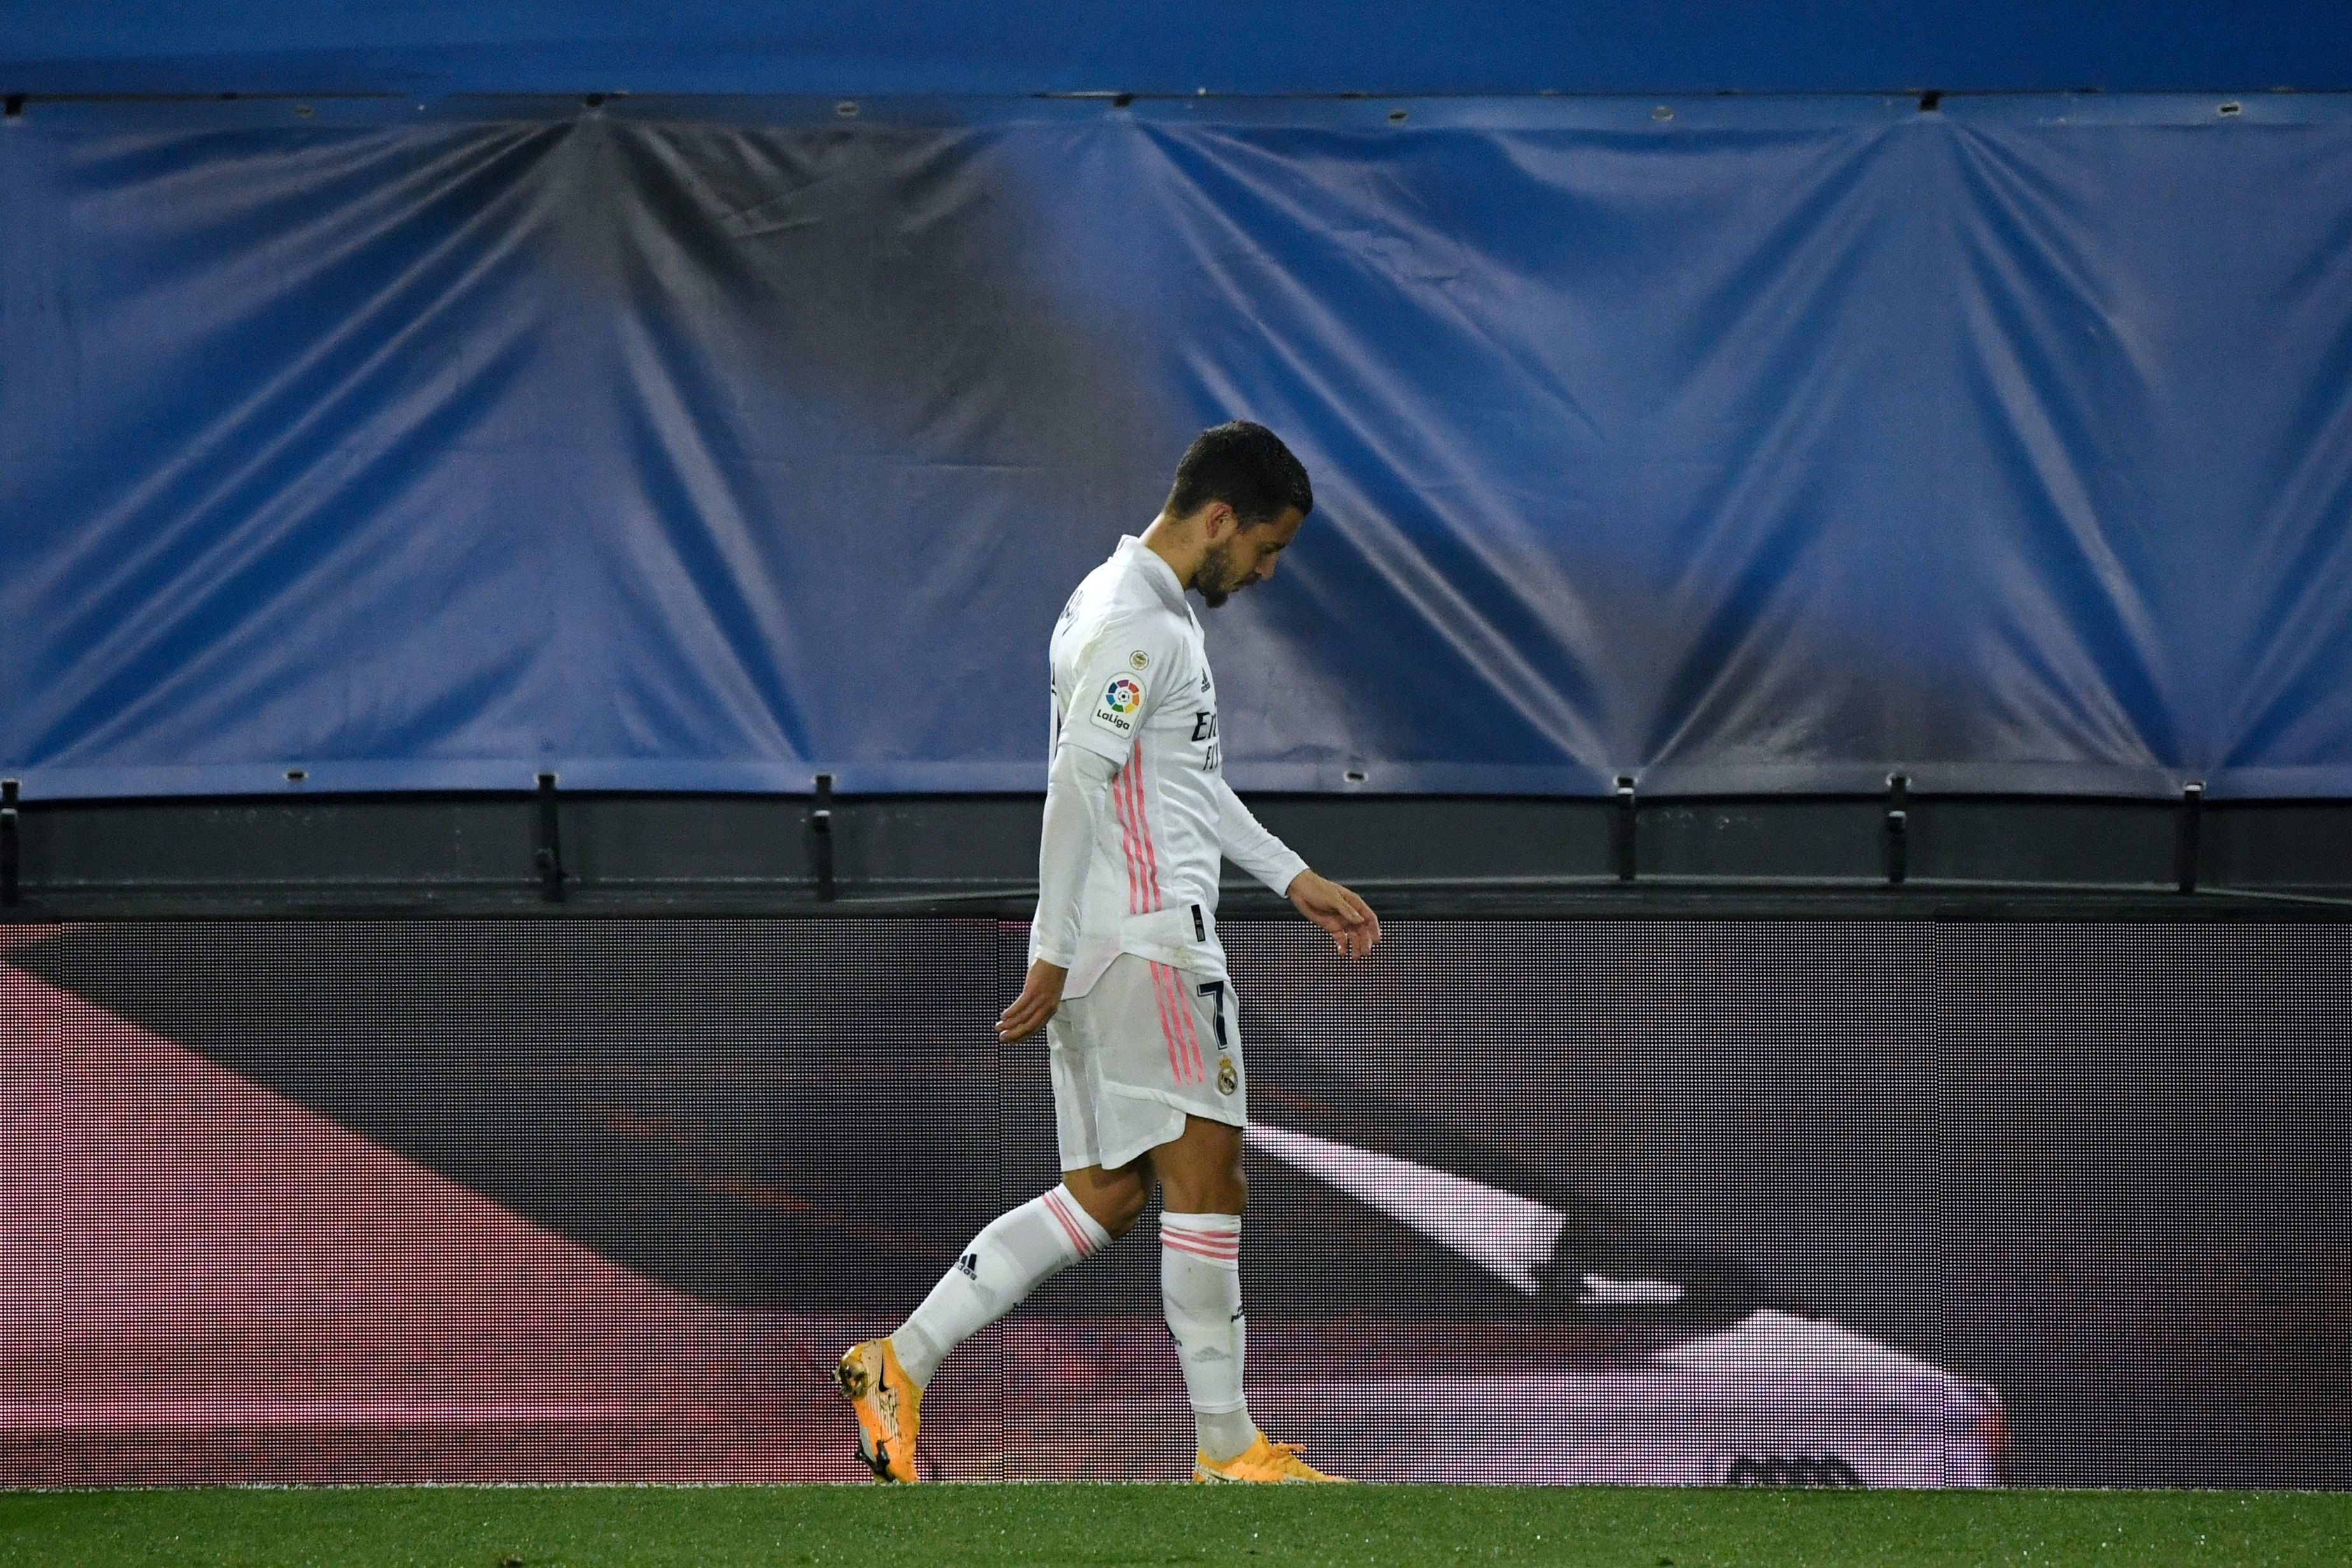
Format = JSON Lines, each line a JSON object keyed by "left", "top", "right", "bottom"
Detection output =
{"left": 532, "top": 772, "right": 566, "bottom": 903}
{"left": 2175, "top": 781, "right": 2204, "bottom": 894}
{"left": 1, "top": 779, "right": 18, "bottom": 908}
{"left": 1885, "top": 773, "right": 1910, "bottom": 885}
{"left": 1612, "top": 775, "right": 1637, "bottom": 883}
{"left": 810, "top": 772, "right": 837, "bottom": 901}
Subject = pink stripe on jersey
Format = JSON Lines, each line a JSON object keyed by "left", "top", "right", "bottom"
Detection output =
{"left": 1125, "top": 740, "right": 1202, "bottom": 1084}
{"left": 1174, "top": 966, "right": 1206, "bottom": 1085}
{"left": 1150, "top": 959, "right": 1201, "bottom": 1086}
{"left": 1148, "top": 960, "right": 1189, "bottom": 1084}
{"left": 1108, "top": 738, "right": 1207, "bottom": 1087}
{"left": 1129, "top": 738, "right": 1165, "bottom": 905}
{"left": 1111, "top": 753, "right": 1145, "bottom": 915}
{"left": 1176, "top": 972, "right": 1208, "bottom": 1085}
{"left": 1120, "top": 743, "right": 1152, "bottom": 912}
{"left": 1041, "top": 1188, "right": 1096, "bottom": 1258}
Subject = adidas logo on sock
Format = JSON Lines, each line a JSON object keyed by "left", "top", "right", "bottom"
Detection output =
{"left": 957, "top": 1252, "right": 979, "bottom": 1280}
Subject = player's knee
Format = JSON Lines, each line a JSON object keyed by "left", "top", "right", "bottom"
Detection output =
{"left": 1068, "top": 1174, "right": 1147, "bottom": 1238}
{"left": 1098, "top": 1183, "right": 1148, "bottom": 1238}
{"left": 1181, "top": 1163, "right": 1247, "bottom": 1216}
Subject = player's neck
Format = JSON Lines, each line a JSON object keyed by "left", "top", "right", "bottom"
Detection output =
{"left": 1138, "top": 511, "right": 1207, "bottom": 590}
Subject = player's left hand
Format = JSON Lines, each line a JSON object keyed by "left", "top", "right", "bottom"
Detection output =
{"left": 997, "top": 959, "right": 1069, "bottom": 1043}
{"left": 1286, "top": 870, "right": 1381, "bottom": 959}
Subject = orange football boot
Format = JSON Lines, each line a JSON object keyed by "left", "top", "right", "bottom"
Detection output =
{"left": 1193, "top": 1433, "right": 1349, "bottom": 1483}
{"left": 834, "top": 1338, "right": 922, "bottom": 1482}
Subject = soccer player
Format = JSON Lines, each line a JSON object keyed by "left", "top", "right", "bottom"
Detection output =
{"left": 836, "top": 422, "right": 1382, "bottom": 1483}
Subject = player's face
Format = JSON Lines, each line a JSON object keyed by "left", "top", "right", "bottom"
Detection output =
{"left": 1197, "top": 507, "right": 1305, "bottom": 609}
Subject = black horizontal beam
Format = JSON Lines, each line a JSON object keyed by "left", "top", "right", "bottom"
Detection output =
{"left": 1, "top": 789, "right": 2347, "bottom": 923}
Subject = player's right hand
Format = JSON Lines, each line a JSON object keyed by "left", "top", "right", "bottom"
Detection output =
{"left": 996, "top": 959, "right": 1069, "bottom": 1042}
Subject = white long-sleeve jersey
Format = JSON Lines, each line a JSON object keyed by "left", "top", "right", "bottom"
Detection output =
{"left": 1029, "top": 535, "right": 1307, "bottom": 997}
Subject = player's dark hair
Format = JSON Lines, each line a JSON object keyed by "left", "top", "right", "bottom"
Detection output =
{"left": 1167, "top": 421, "right": 1314, "bottom": 528}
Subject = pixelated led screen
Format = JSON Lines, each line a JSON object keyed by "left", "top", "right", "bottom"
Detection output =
{"left": 4, "top": 919, "right": 2347, "bottom": 1488}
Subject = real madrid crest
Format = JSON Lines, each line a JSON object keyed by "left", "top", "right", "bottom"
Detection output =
{"left": 1216, "top": 1055, "right": 1238, "bottom": 1095}
{"left": 1129, "top": 649, "right": 1150, "bottom": 670}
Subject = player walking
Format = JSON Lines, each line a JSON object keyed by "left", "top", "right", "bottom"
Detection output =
{"left": 837, "top": 422, "right": 1382, "bottom": 1483}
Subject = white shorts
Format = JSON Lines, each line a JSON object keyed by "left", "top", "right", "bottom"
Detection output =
{"left": 1047, "top": 954, "right": 1246, "bottom": 1172}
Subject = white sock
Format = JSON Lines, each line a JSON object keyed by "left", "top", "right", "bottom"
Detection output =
{"left": 1160, "top": 1211, "right": 1256, "bottom": 1462}
{"left": 890, "top": 1186, "right": 1110, "bottom": 1387}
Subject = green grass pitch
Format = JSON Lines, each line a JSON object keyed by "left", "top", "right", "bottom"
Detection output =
{"left": 5, "top": 1485, "right": 2349, "bottom": 1567}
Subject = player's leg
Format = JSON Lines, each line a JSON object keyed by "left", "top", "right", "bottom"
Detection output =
{"left": 836, "top": 989, "right": 1138, "bottom": 1481}
{"left": 839, "top": 1177, "right": 1113, "bottom": 1483}
{"left": 1145, "top": 978, "right": 1344, "bottom": 1483}
{"left": 841, "top": 1170, "right": 1140, "bottom": 1482}
{"left": 1060, "top": 1160, "right": 1152, "bottom": 1236}
{"left": 887, "top": 1178, "right": 1119, "bottom": 1384}
{"left": 892, "top": 1150, "right": 1153, "bottom": 1389}
{"left": 1152, "top": 1113, "right": 1258, "bottom": 1462}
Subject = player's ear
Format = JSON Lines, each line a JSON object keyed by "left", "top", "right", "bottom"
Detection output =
{"left": 1205, "top": 501, "right": 1239, "bottom": 543}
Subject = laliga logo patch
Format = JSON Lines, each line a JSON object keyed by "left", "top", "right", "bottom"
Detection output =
{"left": 1090, "top": 674, "right": 1145, "bottom": 737}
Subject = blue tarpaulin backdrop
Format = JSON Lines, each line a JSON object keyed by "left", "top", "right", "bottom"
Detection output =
{"left": 4, "top": 93, "right": 2350, "bottom": 799}
{"left": 4, "top": 1, "right": 2345, "bottom": 97}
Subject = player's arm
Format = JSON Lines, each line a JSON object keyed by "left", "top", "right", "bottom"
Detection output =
{"left": 998, "top": 740, "right": 1118, "bottom": 1043}
{"left": 999, "top": 619, "right": 1179, "bottom": 1041}
{"left": 1213, "top": 775, "right": 1381, "bottom": 960}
